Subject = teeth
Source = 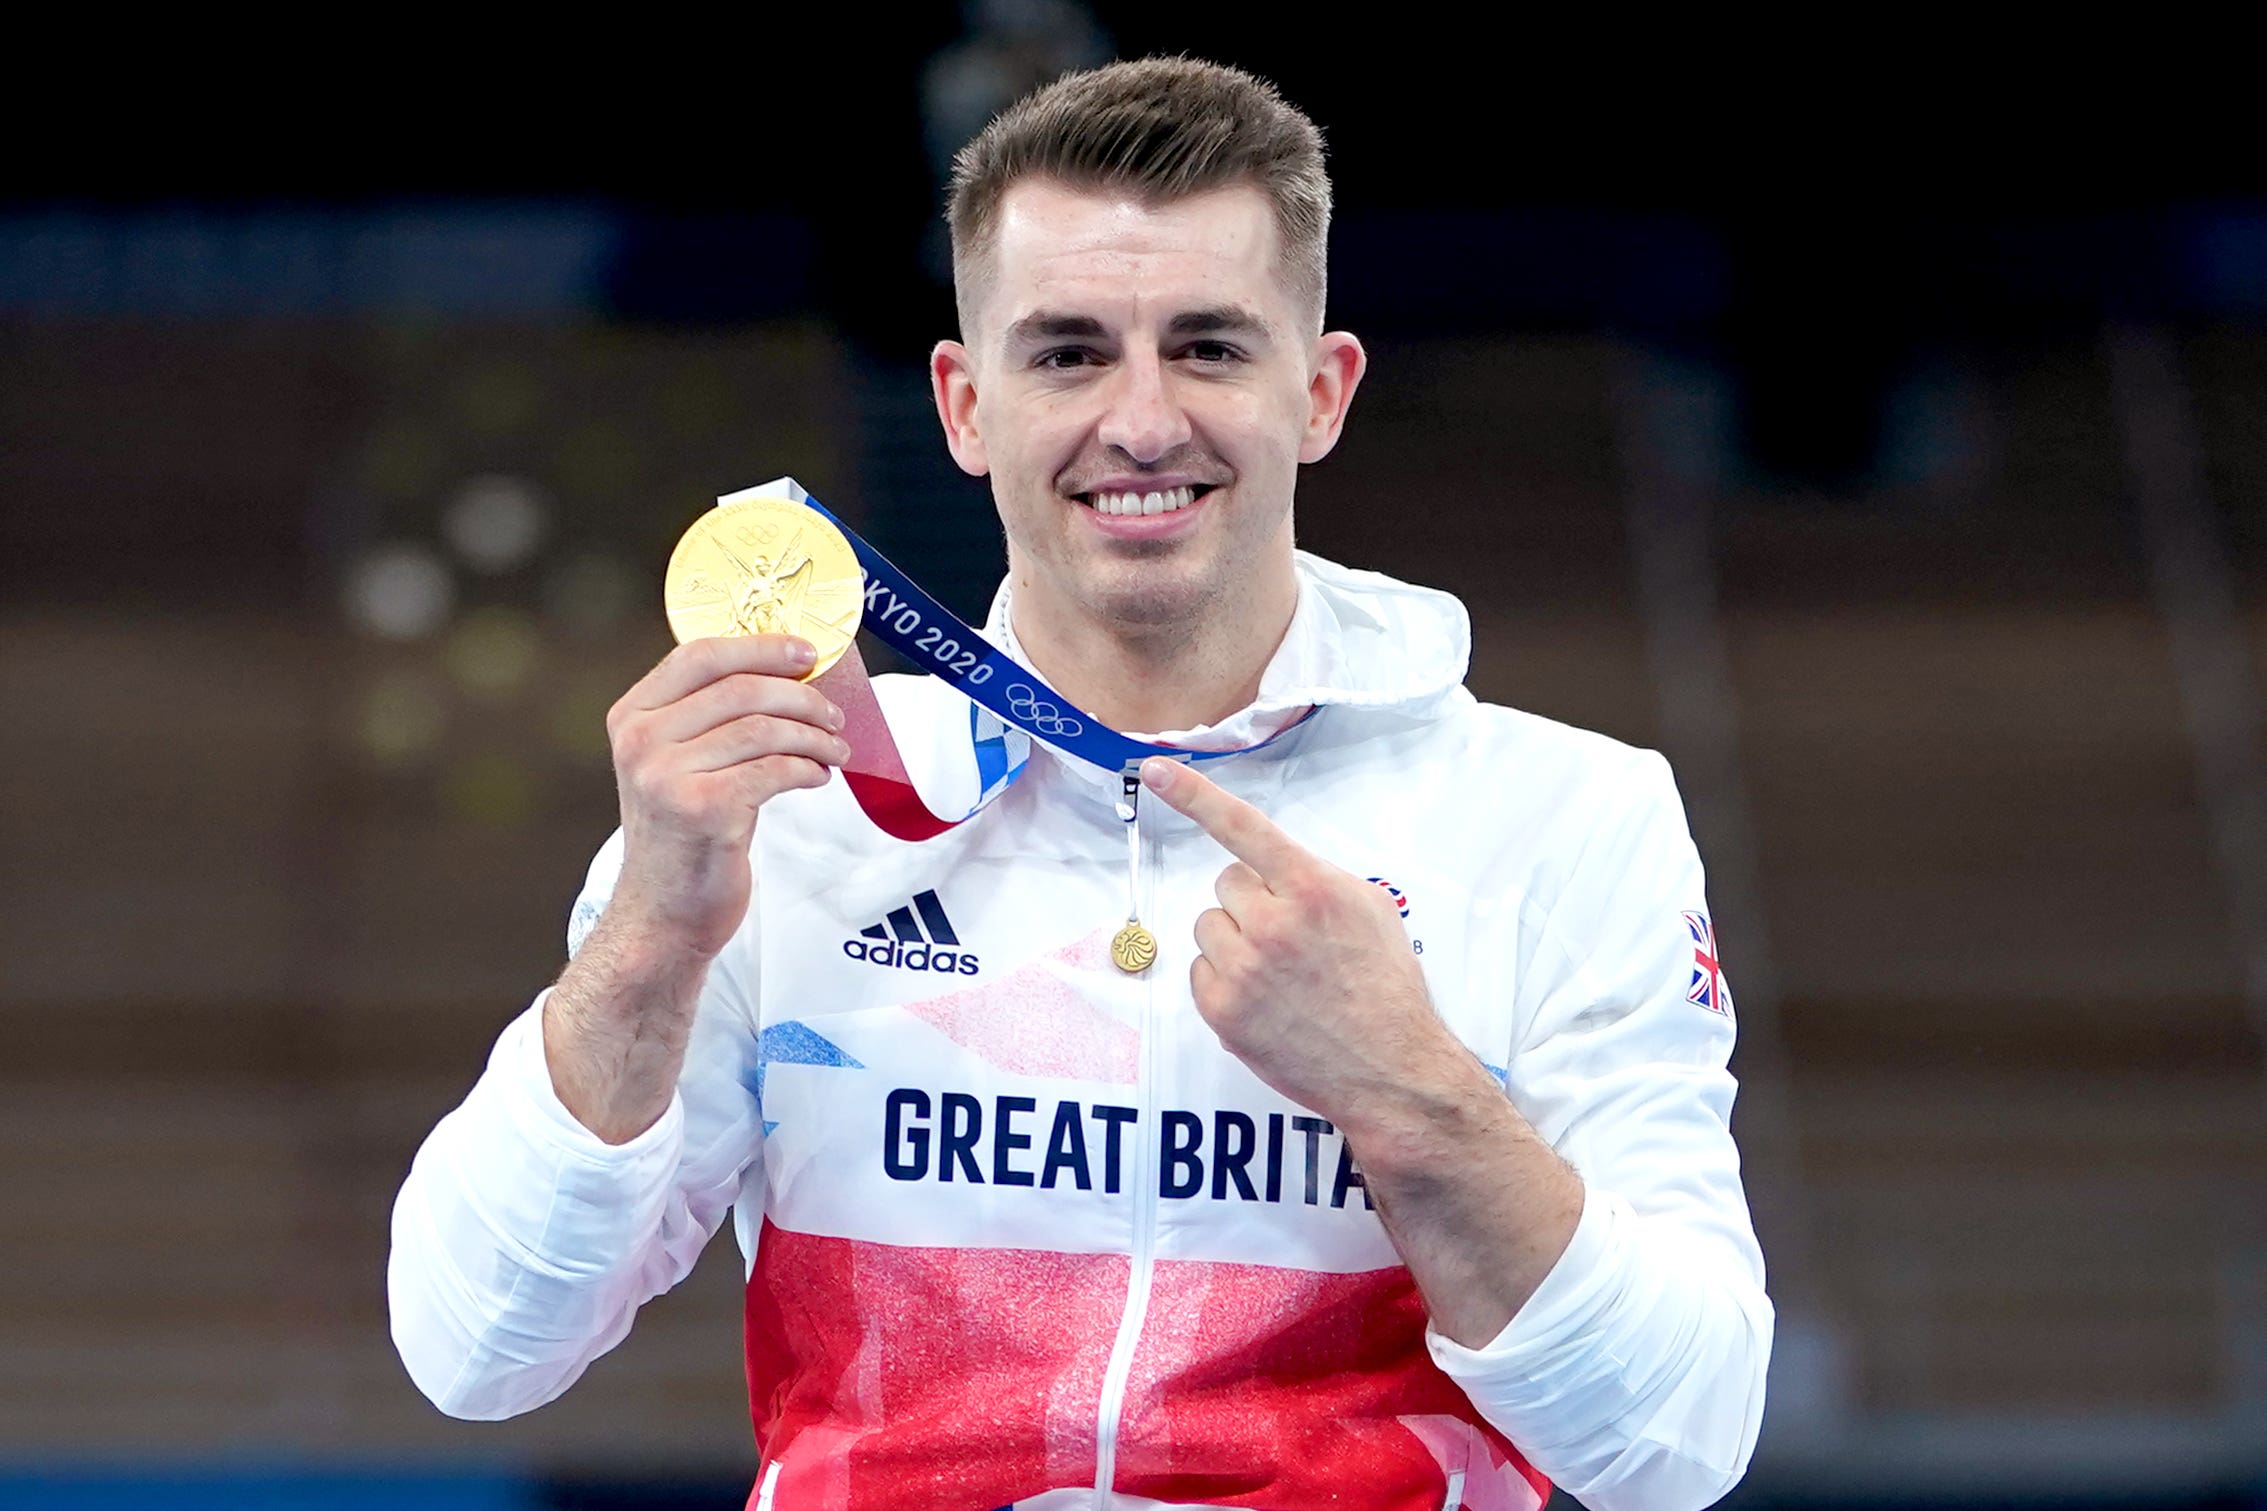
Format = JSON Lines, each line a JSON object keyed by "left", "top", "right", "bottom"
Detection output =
{"left": 1088, "top": 485, "right": 1198, "bottom": 516}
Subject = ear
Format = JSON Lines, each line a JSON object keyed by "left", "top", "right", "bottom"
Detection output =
{"left": 1297, "top": 331, "right": 1367, "bottom": 464}
{"left": 931, "top": 340, "right": 989, "bottom": 477}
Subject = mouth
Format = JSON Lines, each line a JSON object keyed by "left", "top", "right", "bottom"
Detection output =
{"left": 1069, "top": 483, "right": 1218, "bottom": 518}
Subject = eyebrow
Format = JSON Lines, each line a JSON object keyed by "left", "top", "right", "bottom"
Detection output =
{"left": 1001, "top": 305, "right": 1276, "bottom": 350}
{"left": 1168, "top": 306, "right": 1273, "bottom": 341}
{"left": 1003, "top": 311, "right": 1108, "bottom": 348}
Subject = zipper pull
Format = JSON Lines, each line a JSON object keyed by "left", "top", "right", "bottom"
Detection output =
{"left": 1111, "top": 766, "right": 1157, "bottom": 974}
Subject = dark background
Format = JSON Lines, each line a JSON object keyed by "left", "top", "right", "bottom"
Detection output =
{"left": 3, "top": 12, "right": 2264, "bottom": 1510}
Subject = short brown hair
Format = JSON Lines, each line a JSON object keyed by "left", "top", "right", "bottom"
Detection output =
{"left": 946, "top": 56, "right": 1331, "bottom": 340}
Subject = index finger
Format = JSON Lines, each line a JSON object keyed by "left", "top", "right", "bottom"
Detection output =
{"left": 629, "top": 634, "right": 820, "bottom": 709}
{"left": 1139, "top": 756, "right": 1306, "bottom": 882}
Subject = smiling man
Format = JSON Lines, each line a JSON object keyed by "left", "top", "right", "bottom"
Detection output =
{"left": 390, "top": 57, "right": 1772, "bottom": 1511}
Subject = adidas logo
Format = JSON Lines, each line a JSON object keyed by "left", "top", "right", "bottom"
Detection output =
{"left": 842, "top": 889, "right": 981, "bottom": 975}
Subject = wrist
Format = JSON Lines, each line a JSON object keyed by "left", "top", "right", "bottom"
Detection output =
{"left": 595, "top": 883, "right": 742, "bottom": 969}
{"left": 544, "top": 908, "right": 717, "bottom": 1145}
{"left": 599, "top": 903, "right": 727, "bottom": 973}
{"left": 1334, "top": 1046, "right": 1521, "bottom": 1182}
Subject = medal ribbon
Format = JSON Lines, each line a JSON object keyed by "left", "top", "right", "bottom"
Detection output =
{"left": 718, "top": 479, "right": 1314, "bottom": 841}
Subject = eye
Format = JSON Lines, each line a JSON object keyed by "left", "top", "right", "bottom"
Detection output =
{"left": 1036, "top": 347, "right": 1097, "bottom": 370}
{"left": 1184, "top": 341, "right": 1244, "bottom": 364}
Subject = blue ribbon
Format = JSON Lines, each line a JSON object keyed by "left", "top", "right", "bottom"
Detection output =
{"left": 722, "top": 479, "right": 1313, "bottom": 783}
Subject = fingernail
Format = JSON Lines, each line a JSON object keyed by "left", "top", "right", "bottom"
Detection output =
{"left": 825, "top": 703, "right": 845, "bottom": 731}
{"left": 1140, "top": 756, "right": 1177, "bottom": 791}
{"left": 787, "top": 639, "right": 816, "bottom": 667}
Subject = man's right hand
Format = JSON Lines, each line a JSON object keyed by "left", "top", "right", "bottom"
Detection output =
{"left": 602, "top": 633, "right": 851, "bottom": 961}
{"left": 540, "top": 633, "right": 850, "bottom": 1144}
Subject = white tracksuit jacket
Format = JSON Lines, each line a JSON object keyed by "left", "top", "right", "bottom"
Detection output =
{"left": 388, "top": 550, "right": 1773, "bottom": 1511}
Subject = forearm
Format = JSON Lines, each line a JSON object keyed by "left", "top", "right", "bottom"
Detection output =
{"left": 390, "top": 996, "right": 703, "bottom": 1419}
{"left": 1340, "top": 1044, "right": 1584, "bottom": 1347}
{"left": 1345, "top": 1041, "right": 1771, "bottom": 1511}
{"left": 1423, "top": 1189, "right": 1772, "bottom": 1511}
{"left": 542, "top": 909, "right": 715, "bottom": 1144}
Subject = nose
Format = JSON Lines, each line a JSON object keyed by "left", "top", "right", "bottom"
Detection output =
{"left": 1095, "top": 349, "right": 1192, "bottom": 464}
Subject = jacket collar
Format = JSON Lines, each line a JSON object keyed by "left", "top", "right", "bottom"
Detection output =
{"left": 981, "top": 550, "right": 1471, "bottom": 757}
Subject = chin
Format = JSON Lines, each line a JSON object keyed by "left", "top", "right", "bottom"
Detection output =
{"left": 1080, "top": 560, "right": 1215, "bottom": 629}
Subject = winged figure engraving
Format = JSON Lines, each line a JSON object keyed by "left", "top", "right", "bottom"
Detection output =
{"left": 720, "top": 527, "right": 817, "bottom": 636}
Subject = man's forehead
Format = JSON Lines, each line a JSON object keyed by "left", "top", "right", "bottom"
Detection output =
{"left": 993, "top": 179, "right": 1276, "bottom": 254}
{"left": 985, "top": 181, "right": 1289, "bottom": 336}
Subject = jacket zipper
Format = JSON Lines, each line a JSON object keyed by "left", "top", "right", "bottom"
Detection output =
{"left": 1090, "top": 793, "right": 1162, "bottom": 1505}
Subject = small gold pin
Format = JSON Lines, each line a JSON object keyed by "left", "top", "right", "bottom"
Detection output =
{"left": 1111, "top": 920, "right": 1157, "bottom": 974}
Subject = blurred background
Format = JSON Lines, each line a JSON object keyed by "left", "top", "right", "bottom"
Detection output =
{"left": 3, "top": 9, "right": 2264, "bottom": 1510}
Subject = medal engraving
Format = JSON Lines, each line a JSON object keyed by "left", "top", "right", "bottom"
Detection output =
{"left": 665, "top": 500, "right": 863, "bottom": 678}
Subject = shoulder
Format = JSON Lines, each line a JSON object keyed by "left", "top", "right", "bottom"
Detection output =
{"left": 1399, "top": 694, "right": 1693, "bottom": 921}
{"left": 1445, "top": 693, "right": 1674, "bottom": 821}
{"left": 1311, "top": 686, "right": 1675, "bottom": 839}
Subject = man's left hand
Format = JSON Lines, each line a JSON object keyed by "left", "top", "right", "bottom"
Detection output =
{"left": 1138, "top": 756, "right": 1483, "bottom": 1140}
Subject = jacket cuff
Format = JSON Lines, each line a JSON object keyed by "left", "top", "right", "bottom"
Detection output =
{"left": 1425, "top": 1181, "right": 1626, "bottom": 1400}
{"left": 491, "top": 993, "right": 687, "bottom": 1210}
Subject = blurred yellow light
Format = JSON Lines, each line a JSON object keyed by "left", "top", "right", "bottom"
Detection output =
{"left": 442, "top": 751, "right": 538, "bottom": 827}
{"left": 443, "top": 606, "right": 541, "bottom": 700}
{"left": 354, "top": 669, "right": 448, "bottom": 766}
{"left": 546, "top": 670, "right": 621, "bottom": 762}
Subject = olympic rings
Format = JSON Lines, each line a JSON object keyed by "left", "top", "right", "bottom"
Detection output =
{"left": 1004, "top": 683, "right": 1084, "bottom": 738}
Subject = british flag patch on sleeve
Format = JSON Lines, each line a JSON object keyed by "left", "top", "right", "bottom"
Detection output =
{"left": 1683, "top": 910, "right": 1730, "bottom": 1015}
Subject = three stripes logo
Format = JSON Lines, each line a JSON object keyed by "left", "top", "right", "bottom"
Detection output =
{"left": 842, "top": 889, "right": 980, "bottom": 975}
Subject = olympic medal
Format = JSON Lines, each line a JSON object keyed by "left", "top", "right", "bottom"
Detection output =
{"left": 1110, "top": 921, "right": 1157, "bottom": 974}
{"left": 665, "top": 499, "right": 864, "bottom": 678}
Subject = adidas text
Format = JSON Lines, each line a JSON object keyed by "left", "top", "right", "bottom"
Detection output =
{"left": 842, "top": 938, "right": 980, "bottom": 975}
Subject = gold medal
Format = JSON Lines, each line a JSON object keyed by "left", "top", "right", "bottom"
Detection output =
{"left": 664, "top": 499, "right": 863, "bottom": 678}
{"left": 1110, "top": 920, "right": 1157, "bottom": 974}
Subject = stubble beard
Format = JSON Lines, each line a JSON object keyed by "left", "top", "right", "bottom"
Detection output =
{"left": 1026, "top": 537, "right": 1212, "bottom": 647}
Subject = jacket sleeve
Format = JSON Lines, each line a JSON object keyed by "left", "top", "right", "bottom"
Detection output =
{"left": 386, "top": 828, "right": 766, "bottom": 1420}
{"left": 1427, "top": 749, "right": 1773, "bottom": 1511}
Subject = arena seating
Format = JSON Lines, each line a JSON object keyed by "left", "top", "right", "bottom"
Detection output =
{"left": 3, "top": 328, "right": 2262, "bottom": 1474}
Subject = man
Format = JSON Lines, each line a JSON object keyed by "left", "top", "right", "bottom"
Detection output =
{"left": 390, "top": 57, "right": 1771, "bottom": 1511}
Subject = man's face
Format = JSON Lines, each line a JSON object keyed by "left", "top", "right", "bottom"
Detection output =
{"left": 932, "top": 180, "right": 1363, "bottom": 635}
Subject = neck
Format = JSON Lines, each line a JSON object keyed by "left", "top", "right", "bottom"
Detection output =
{"left": 1005, "top": 564, "right": 1300, "bottom": 737}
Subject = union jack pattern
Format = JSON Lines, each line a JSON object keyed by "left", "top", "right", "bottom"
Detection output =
{"left": 1683, "top": 910, "right": 1728, "bottom": 1015}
